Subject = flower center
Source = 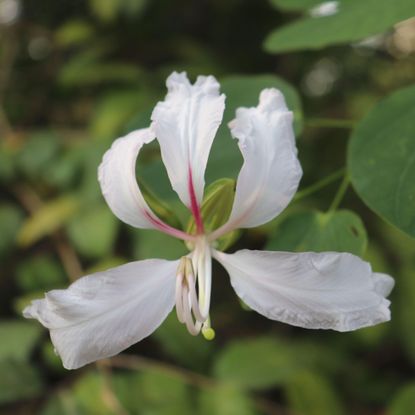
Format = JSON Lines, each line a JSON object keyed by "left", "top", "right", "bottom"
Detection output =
{"left": 175, "top": 237, "right": 214, "bottom": 340}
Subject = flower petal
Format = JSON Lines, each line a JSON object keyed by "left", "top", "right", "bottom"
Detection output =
{"left": 213, "top": 249, "right": 394, "bottom": 331}
{"left": 98, "top": 128, "right": 159, "bottom": 230}
{"left": 151, "top": 72, "right": 225, "bottom": 208}
{"left": 23, "top": 259, "right": 178, "bottom": 369}
{"left": 222, "top": 89, "right": 302, "bottom": 231}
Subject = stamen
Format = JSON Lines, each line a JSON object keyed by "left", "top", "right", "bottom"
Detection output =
{"left": 186, "top": 271, "right": 207, "bottom": 323}
{"left": 175, "top": 258, "right": 187, "bottom": 323}
{"left": 182, "top": 285, "right": 202, "bottom": 336}
{"left": 174, "top": 239, "right": 213, "bottom": 337}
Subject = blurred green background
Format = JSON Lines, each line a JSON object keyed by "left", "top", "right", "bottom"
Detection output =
{"left": 1, "top": 0, "right": 415, "bottom": 414}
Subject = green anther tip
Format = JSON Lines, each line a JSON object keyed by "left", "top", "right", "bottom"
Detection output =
{"left": 202, "top": 327, "right": 215, "bottom": 341}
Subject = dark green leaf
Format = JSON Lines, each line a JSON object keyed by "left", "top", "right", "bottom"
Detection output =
{"left": 154, "top": 313, "right": 213, "bottom": 370}
{"left": 67, "top": 204, "right": 119, "bottom": 259}
{"left": 285, "top": 371, "right": 345, "bottom": 415}
{"left": 266, "top": 210, "right": 367, "bottom": 255}
{"left": 17, "top": 132, "right": 61, "bottom": 177}
{"left": 16, "top": 254, "right": 66, "bottom": 291}
{"left": 214, "top": 337, "right": 304, "bottom": 389}
{"left": 0, "top": 360, "right": 43, "bottom": 404}
{"left": 0, "top": 204, "right": 23, "bottom": 258}
{"left": 198, "top": 384, "right": 257, "bottom": 415}
{"left": 55, "top": 20, "right": 95, "bottom": 46}
{"left": 0, "top": 320, "right": 42, "bottom": 362}
{"left": 132, "top": 229, "right": 187, "bottom": 260}
{"left": 348, "top": 85, "right": 415, "bottom": 238}
{"left": 138, "top": 177, "right": 183, "bottom": 229}
{"left": 265, "top": 0, "right": 415, "bottom": 53}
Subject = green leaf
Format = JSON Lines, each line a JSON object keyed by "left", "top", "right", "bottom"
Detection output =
{"left": 187, "top": 178, "right": 240, "bottom": 250}
{"left": 0, "top": 204, "right": 23, "bottom": 258}
{"left": 138, "top": 177, "right": 183, "bottom": 229}
{"left": 348, "top": 85, "right": 415, "bottom": 239}
{"left": 206, "top": 74, "right": 303, "bottom": 183}
{"left": 0, "top": 320, "right": 42, "bottom": 362}
{"left": 198, "top": 384, "right": 257, "bottom": 415}
{"left": 72, "top": 372, "right": 113, "bottom": 415}
{"left": 398, "top": 264, "right": 415, "bottom": 365}
{"left": 0, "top": 360, "right": 43, "bottom": 404}
{"left": 90, "top": 89, "right": 150, "bottom": 138}
{"left": 266, "top": 210, "right": 367, "bottom": 256}
{"left": 138, "top": 371, "right": 193, "bottom": 415}
{"left": 132, "top": 229, "right": 187, "bottom": 260}
{"left": 89, "top": 0, "right": 120, "bottom": 22}
{"left": 17, "top": 196, "right": 80, "bottom": 247}
{"left": 67, "top": 204, "right": 119, "bottom": 259}
{"left": 59, "top": 50, "right": 142, "bottom": 88}
{"left": 214, "top": 337, "right": 304, "bottom": 389}
{"left": 0, "top": 142, "right": 17, "bottom": 182}
{"left": 17, "top": 132, "right": 61, "bottom": 177}
{"left": 264, "top": 0, "right": 415, "bottom": 53}
{"left": 389, "top": 383, "right": 415, "bottom": 415}
{"left": 16, "top": 254, "right": 66, "bottom": 292}
{"left": 285, "top": 371, "right": 345, "bottom": 415}
{"left": 154, "top": 313, "right": 213, "bottom": 371}
{"left": 40, "top": 391, "right": 79, "bottom": 415}
{"left": 55, "top": 20, "right": 95, "bottom": 46}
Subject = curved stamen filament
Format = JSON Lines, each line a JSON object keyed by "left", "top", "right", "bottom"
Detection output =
{"left": 185, "top": 266, "right": 206, "bottom": 323}
{"left": 182, "top": 285, "right": 202, "bottom": 335}
{"left": 175, "top": 239, "right": 212, "bottom": 337}
{"left": 175, "top": 270, "right": 185, "bottom": 324}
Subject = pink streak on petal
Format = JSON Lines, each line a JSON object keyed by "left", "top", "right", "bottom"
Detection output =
{"left": 143, "top": 210, "right": 195, "bottom": 241}
{"left": 188, "top": 167, "right": 204, "bottom": 234}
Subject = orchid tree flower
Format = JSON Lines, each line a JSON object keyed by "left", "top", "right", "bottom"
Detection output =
{"left": 23, "top": 72, "right": 394, "bottom": 370}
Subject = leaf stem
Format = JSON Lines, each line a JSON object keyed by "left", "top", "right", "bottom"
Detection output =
{"left": 294, "top": 168, "right": 345, "bottom": 202}
{"left": 328, "top": 174, "right": 350, "bottom": 213}
{"left": 306, "top": 117, "right": 356, "bottom": 129}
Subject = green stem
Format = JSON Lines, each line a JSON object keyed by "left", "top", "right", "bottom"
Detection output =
{"left": 328, "top": 174, "right": 350, "bottom": 213}
{"left": 306, "top": 117, "right": 356, "bottom": 129}
{"left": 294, "top": 168, "right": 345, "bottom": 202}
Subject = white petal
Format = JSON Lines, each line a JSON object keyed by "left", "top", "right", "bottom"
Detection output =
{"left": 213, "top": 249, "right": 393, "bottom": 332}
{"left": 373, "top": 272, "right": 395, "bottom": 297}
{"left": 98, "top": 128, "right": 160, "bottom": 230}
{"left": 23, "top": 259, "right": 178, "bottom": 369}
{"left": 151, "top": 72, "right": 225, "bottom": 207}
{"left": 225, "top": 89, "right": 302, "bottom": 229}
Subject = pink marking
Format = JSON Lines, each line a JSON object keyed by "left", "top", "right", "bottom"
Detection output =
{"left": 188, "top": 167, "right": 204, "bottom": 234}
{"left": 144, "top": 210, "right": 195, "bottom": 241}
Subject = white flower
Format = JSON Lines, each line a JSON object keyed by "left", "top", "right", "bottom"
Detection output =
{"left": 23, "top": 72, "right": 394, "bottom": 370}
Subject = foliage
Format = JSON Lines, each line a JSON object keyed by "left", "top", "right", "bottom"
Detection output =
{"left": 0, "top": 0, "right": 414, "bottom": 414}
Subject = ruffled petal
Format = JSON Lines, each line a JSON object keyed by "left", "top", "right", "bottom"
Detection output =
{"left": 218, "top": 89, "right": 302, "bottom": 232}
{"left": 213, "top": 249, "right": 394, "bottom": 332}
{"left": 151, "top": 72, "right": 225, "bottom": 208}
{"left": 23, "top": 259, "right": 178, "bottom": 369}
{"left": 98, "top": 128, "right": 160, "bottom": 230}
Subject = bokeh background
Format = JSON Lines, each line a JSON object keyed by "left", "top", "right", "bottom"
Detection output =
{"left": 1, "top": 0, "right": 415, "bottom": 414}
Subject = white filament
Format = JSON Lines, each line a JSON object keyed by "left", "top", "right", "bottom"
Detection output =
{"left": 175, "top": 237, "right": 212, "bottom": 336}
